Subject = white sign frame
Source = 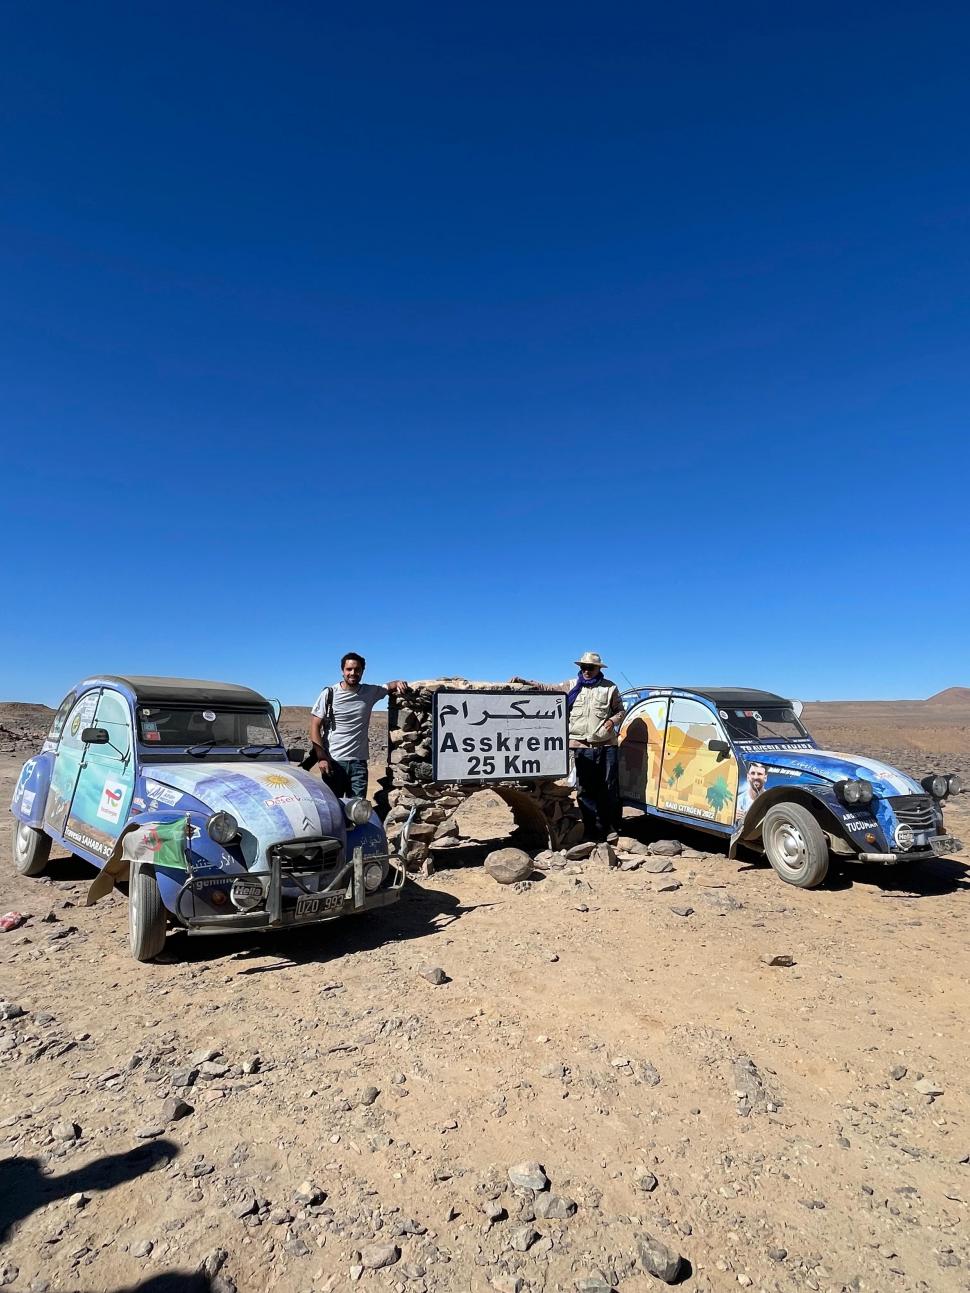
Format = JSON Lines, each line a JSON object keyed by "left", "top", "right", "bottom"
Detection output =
{"left": 432, "top": 690, "right": 569, "bottom": 784}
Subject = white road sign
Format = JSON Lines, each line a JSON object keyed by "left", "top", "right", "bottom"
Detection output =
{"left": 432, "top": 690, "right": 569, "bottom": 783}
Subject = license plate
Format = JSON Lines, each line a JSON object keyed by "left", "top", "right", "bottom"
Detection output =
{"left": 929, "top": 836, "right": 960, "bottom": 855}
{"left": 295, "top": 893, "right": 344, "bottom": 919}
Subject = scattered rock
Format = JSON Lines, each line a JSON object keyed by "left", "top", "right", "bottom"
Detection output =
{"left": 491, "top": 1277, "right": 523, "bottom": 1293}
{"left": 51, "top": 1120, "right": 79, "bottom": 1142}
{"left": 648, "top": 840, "right": 683, "bottom": 857}
{"left": 576, "top": 1273, "right": 612, "bottom": 1293}
{"left": 589, "top": 843, "right": 617, "bottom": 869}
{"left": 418, "top": 965, "right": 448, "bottom": 985}
{"left": 761, "top": 953, "right": 795, "bottom": 967}
{"left": 915, "top": 1079, "right": 944, "bottom": 1097}
{"left": 357, "top": 1085, "right": 380, "bottom": 1107}
{"left": 160, "top": 1097, "right": 193, "bottom": 1122}
{"left": 132, "top": 1240, "right": 154, "bottom": 1259}
{"left": 534, "top": 1193, "right": 577, "bottom": 1219}
{"left": 510, "top": 1224, "right": 539, "bottom": 1252}
{"left": 295, "top": 1180, "right": 325, "bottom": 1206}
{"left": 189, "top": 1047, "right": 221, "bottom": 1065}
{"left": 890, "top": 1064, "right": 907, "bottom": 1081}
{"left": 508, "top": 1161, "right": 549, "bottom": 1191}
{"left": 485, "top": 848, "right": 534, "bottom": 885}
{"left": 636, "top": 1231, "right": 683, "bottom": 1283}
{"left": 669, "top": 905, "right": 693, "bottom": 918}
{"left": 565, "top": 843, "right": 596, "bottom": 860}
{"left": 641, "top": 858, "right": 675, "bottom": 874}
{"left": 198, "top": 1061, "right": 229, "bottom": 1080}
{"left": 617, "top": 837, "right": 651, "bottom": 855}
{"left": 635, "top": 1171, "right": 658, "bottom": 1192}
{"left": 360, "top": 1242, "right": 400, "bottom": 1270}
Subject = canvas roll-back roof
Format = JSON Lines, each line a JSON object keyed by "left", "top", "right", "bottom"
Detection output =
{"left": 93, "top": 675, "right": 269, "bottom": 707}
{"left": 627, "top": 686, "right": 792, "bottom": 709}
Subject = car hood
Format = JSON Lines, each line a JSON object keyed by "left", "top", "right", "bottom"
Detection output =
{"left": 740, "top": 746, "right": 923, "bottom": 796}
{"left": 141, "top": 762, "right": 347, "bottom": 841}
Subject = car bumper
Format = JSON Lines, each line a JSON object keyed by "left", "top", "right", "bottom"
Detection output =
{"left": 174, "top": 847, "right": 405, "bottom": 934}
{"left": 857, "top": 835, "right": 963, "bottom": 864}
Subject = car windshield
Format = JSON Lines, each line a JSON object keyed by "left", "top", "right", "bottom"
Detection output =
{"left": 720, "top": 706, "right": 811, "bottom": 743}
{"left": 137, "top": 705, "right": 281, "bottom": 750}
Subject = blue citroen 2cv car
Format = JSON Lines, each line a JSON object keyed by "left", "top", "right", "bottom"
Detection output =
{"left": 10, "top": 676, "right": 403, "bottom": 960}
{"left": 618, "top": 687, "right": 962, "bottom": 888}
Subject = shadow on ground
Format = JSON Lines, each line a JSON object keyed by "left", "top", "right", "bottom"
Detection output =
{"left": 0, "top": 1140, "right": 177, "bottom": 1243}
{"left": 103, "top": 1277, "right": 220, "bottom": 1293}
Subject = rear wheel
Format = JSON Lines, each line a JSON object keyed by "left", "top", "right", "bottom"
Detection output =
{"left": 129, "top": 867, "right": 167, "bottom": 962}
{"left": 13, "top": 821, "right": 52, "bottom": 877}
{"left": 761, "top": 802, "right": 830, "bottom": 888}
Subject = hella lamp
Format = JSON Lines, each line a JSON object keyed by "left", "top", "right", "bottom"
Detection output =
{"left": 208, "top": 811, "right": 239, "bottom": 844}
{"left": 344, "top": 798, "right": 373, "bottom": 826}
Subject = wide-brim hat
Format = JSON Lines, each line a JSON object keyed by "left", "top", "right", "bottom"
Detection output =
{"left": 575, "top": 651, "right": 606, "bottom": 669}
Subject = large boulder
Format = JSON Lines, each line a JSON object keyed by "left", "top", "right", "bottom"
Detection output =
{"left": 484, "top": 848, "right": 534, "bottom": 885}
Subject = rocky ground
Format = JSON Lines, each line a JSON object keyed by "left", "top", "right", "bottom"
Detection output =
{"left": 1, "top": 696, "right": 969, "bottom": 1293}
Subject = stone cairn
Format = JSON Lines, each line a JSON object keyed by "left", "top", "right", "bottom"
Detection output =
{"left": 374, "top": 680, "right": 585, "bottom": 872}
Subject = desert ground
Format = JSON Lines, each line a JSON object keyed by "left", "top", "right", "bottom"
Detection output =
{"left": 1, "top": 691, "right": 968, "bottom": 1293}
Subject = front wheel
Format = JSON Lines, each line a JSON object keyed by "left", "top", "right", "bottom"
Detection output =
{"left": 129, "top": 867, "right": 167, "bottom": 961}
{"left": 13, "top": 820, "right": 52, "bottom": 877}
{"left": 761, "top": 802, "right": 830, "bottom": 888}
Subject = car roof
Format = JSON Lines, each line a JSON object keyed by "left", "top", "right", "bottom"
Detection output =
{"left": 626, "top": 686, "right": 792, "bottom": 709}
{"left": 90, "top": 675, "right": 269, "bottom": 707}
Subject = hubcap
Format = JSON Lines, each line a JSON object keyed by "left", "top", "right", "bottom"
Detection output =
{"left": 16, "top": 821, "right": 31, "bottom": 856}
{"left": 768, "top": 819, "right": 806, "bottom": 871}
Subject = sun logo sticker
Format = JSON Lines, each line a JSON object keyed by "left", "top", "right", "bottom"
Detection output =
{"left": 262, "top": 773, "right": 291, "bottom": 787}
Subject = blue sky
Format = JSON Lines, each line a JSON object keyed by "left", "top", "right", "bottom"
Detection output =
{"left": 2, "top": 1, "right": 968, "bottom": 707}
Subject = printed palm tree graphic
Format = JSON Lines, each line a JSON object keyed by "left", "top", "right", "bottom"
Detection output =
{"left": 666, "top": 761, "right": 685, "bottom": 788}
{"left": 706, "top": 775, "right": 732, "bottom": 814}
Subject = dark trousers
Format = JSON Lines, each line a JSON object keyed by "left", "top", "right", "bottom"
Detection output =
{"left": 575, "top": 745, "right": 621, "bottom": 840}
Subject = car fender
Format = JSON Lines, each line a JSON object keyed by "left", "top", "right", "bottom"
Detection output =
{"left": 730, "top": 784, "right": 869, "bottom": 856}
{"left": 10, "top": 753, "right": 55, "bottom": 829}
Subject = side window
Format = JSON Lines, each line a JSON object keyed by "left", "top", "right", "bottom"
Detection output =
{"left": 60, "top": 691, "right": 101, "bottom": 755}
{"left": 47, "top": 692, "right": 76, "bottom": 743}
{"left": 659, "top": 698, "right": 738, "bottom": 825}
{"left": 94, "top": 690, "right": 133, "bottom": 760}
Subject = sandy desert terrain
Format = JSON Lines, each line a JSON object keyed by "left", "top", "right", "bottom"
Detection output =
{"left": 1, "top": 690, "right": 968, "bottom": 1293}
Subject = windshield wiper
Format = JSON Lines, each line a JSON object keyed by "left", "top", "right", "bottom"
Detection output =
{"left": 186, "top": 738, "right": 224, "bottom": 757}
{"left": 238, "top": 743, "right": 280, "bottom": 757}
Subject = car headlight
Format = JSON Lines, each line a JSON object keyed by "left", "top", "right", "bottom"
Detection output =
{"left": 921, "top": 774, "right": 948, "bottom": 799}
{"left": 344, "top": 797, "right": 373, "bottom": 826}
{"left": 946, "top": 773, "right": 962, "bottom": 796}
{"left": 208, "top": 811, "right": 239, "bottom": 844}
{"left": 837, "top": 779, "right": 873, "bottom": 806}
{"left": 894, "top": 823, "right": 916, "bottom": 851}
{"left": 363, "top": 861, "right": 385, "bottom": 892}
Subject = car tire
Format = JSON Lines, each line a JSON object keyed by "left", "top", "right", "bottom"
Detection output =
{"left": 129, "top": 866, "right": 167, "bottom": 962}
{"left": 13, "top": 820, "right": 52, "bottom": 877}
{"left": 761, "top": 802, "right": 830, "bottom": 888}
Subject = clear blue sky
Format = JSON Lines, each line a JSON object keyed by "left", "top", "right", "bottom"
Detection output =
{"left": 2, "top": 2, "right": 968, "bottom": 707}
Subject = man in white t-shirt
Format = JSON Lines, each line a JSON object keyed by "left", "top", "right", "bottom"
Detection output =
{"left": 309, "top": 653, "right": 407, "bottom": 798}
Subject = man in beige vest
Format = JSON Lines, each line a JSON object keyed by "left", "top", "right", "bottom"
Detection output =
{"left": 513, "top": 651, "right": 625, "bottom": 842}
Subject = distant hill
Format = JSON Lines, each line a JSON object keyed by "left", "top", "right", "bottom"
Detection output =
{"left": 926, "top": 686, "right": 970, "bottom": 707}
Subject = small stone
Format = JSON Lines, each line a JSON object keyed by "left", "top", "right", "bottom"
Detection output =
{"left": 135, "top": 1125, "right": 165, "bottom": 1139}
{"left": 768, "top": 1247, "right": 788, "bottom": 1262}
{"left": 914, "top": 1079, "right": 944, "bottom": 1097}
{"left": 171, "top": 1067, "right": 198, "bottom": 1088}
{"left": 635, "top": 1171, "right": 658, "bottom": 1193}
{"left": 189, "top": 1048, "right": 221, "bottom": 1065}
{"left": 890, "top": 1064, "right": 907, "bottom": 1081}
{"left": 484, "top": 848, "right": 534, "bottom": 885}
{"left": 576, "top": 1275, "right": 612, "bottom": 1293}
{"left": 508, "top": 1161, "right": 549, "bottom": 1191}
{"left": 491, "top": 1277, "right": 523, "bottom": 1293}
{"left": 641, "top": 858, "right": 675, "bottom": 874}
{"left": 198, "top": 1061, "right": 230, "bottom": 1079}
{"left": 656, "top": 880, "right": 681, "bottom": 892}
{"left": 51, "top": 1119, "right": 79, "bottom": 1142}
{"left": 360, "top": 1242, "right": 400, "bottom": 1270}
{"left": 268, "top": 1206, "right": 292, "bottom": 1225}
{"left": 0, "top": 1002, "right": 25, "bottom": 1020}
{"left": 648, "top": 839, "right": 683, "bottom": 857}
{"left": 294, "top": 1180, "right": 325, "bottom": 1206}
{"left": 636, "top": 1231, "right": 683, "bottom": 1283}
{"left": 132, "top": 1240, "right": 153, "bottom": 1259}
{"left": 483, "top": 1200, "right": 506, "bottom": 1222}
{"left": 160, "top": 1097, "right": 193, "bottom": 1122}
{"left": 0, "top": 1267, "right": 18, "bottom": 1289}
{"left": 357, "top": 1085, "right": 380, "bottom": 1107}
{"left": 534, "top": 1193, "right": 577, "bottom": 1219}
{"left": 670, "top": 905, "right": 693, "bottom": 917}
{"left": 589, "top": 843, "right": 617, "bottom": 869}
{"left": 760, "top": 953, "right": 795, "bottom": 967}
{"left": 68, "top": 1193, "right": 89, "bottom": 1210}
{"left": 565, "top": 843, "right": 596, "bottom": 860}
{"left": 230, "top": 1193, "right": 258, "bottom": 1219}
{"left": 510, "top": 1224, "right": 539, "bottom": 1252}
{"left": 418, "top": 965, "right": 447, "bottom": 985}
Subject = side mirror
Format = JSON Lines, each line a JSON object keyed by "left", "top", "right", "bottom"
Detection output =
{"left": 287, "top": 747, "right": 307, "bottom": 764}
{"left": 81, "top": 727, "right": 110, "bottom": 745}
{"left": 270, "top": 698, "right": 282, "bottom": 721}
{"left": 792, "top": 699, "right": 804, "bottom": 718}
{"left": 708, "top": 738, "right": 731, "bottom": 761}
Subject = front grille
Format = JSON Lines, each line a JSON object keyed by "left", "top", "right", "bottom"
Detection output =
{"left": 269, "top": 837, "right": 341, "bottom": 871}
{"left": 888, "top": 795, "right": 936, "bottom": 832}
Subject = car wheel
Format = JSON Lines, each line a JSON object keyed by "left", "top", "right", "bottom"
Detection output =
{"left": 129, "top": 866, "right": 167, "bottom": 962}
{"left": 13, "top": 820, "right": 52, "bottom": 877}
{"left": 761, "top": 802, "right": 830, "bottom": 888}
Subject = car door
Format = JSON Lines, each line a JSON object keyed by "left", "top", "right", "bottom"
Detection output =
{"left": 44, "top": 689, "right": 101, "bottom": 838}
{"left": 657, "top": 697, "right": 738, "bottom": 827}
{"left": 63, "top": 688, "right": 135, "bottom": 864}
{"left": 619, "top": 696, "right": 669, "bottom": 807}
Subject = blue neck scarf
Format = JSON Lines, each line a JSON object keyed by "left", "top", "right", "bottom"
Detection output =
{"left": 566, "top": 669, "right": 602, "bottom": 710}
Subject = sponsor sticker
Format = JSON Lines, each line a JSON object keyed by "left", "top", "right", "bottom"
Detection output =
{"left": 97, "top": 778, "right": 127, "bottom": 824}
{"left": 64, "top": 825, "right": 113, "bottom": 858}
{"left": 144, "top": 731, "right": 161, "bottom": 741}
{"left": 21, "top": 789, "right": 36, "bottom": 815}
{"left": 145, "top": 779, "right": 182, "bottom": 807}
{"left": 265, "top": 793, "right": 300, "bottom": 808}
{"left": 71, "top": 716, "right": 81, "bottom": 737}
{"left": 202, "top": 710, "right": 216, "bottom": 722}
